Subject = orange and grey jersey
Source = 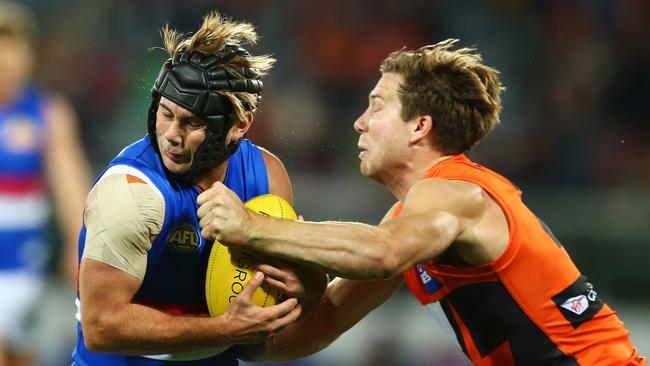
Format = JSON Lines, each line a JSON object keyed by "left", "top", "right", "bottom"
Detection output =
{"left": 399, "top": 154, "right": 645, "bottom": 366}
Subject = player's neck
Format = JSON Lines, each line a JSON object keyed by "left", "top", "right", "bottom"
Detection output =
{"left": 192, "top": 161, "right": 229, "bottom": 191}
{"left": 386, "top": 150, "right": 455, "bottom": 201}
{"left": 417, "top": 153, "right": 457, "bottom": 178}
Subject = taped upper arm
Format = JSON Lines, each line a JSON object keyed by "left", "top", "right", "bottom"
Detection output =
{"left": 82, "top": 170, "right": 165, "bottom": 281}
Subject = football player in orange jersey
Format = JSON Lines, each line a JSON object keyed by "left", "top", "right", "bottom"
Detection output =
{"left": 198, "top": 39, "right": 646, "bottom": 365}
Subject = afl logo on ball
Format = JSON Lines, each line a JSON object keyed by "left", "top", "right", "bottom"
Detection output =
{"left": 167, "top": 224, "right": 200, "bottom": 252}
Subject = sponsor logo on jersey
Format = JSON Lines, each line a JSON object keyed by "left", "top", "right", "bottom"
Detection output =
{"left": 560, "top": 295, "right": 589, "bottom": 315}
{"left": 166, "top": 224, "right": 200, "bottom": 252}
{"left": 552, "top": 275, "right": 603, "bottom": 328}
{"left": 417, "top": 265, "right": 443, "bottom": 295}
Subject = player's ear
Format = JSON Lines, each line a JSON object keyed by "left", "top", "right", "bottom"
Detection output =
{"left": 410, "top": 115, "right": 433, "bottom": 145}
{"left": 228, "top": 111, "right": 253, "bottom": 142}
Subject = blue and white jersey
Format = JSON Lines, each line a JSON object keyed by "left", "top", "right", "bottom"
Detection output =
{"left": 73, "top": 136, "right": 269, "bottom": 366}
{"left": 0, "top": 86, "right": 50, "bottom": 273}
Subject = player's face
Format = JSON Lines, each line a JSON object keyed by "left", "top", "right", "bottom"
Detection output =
{"left": 155, "top": 97, "right": 208, "bottom": 174}
{"left": 354, "top": 72, "right": 411, "bottom": 180}
{"left": 0, "top": 36, "right": 33, "bottom": 103}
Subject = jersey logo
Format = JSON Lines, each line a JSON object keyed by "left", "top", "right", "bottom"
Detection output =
{"left": 166, "top": 224, "right": 200, "bottom": 252}
{"left": 552, "top": 275, "right": 603, "bottom": 328}
{"left": 1, "top": 115, "right": 40, "bottom": 153}
{"left": 417, "top": 265, "right": 443, "bottom": 295}
{"left": 560, "top": 295, "right": 589, "bottom": 315}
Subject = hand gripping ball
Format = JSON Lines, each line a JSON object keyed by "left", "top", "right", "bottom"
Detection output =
{"left": 205, "top": 194, "right": 297, "bottom": 316}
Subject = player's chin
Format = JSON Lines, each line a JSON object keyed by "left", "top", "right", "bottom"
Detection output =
{"left": 359, "top": 162, "right": 372, "bottom": 177}
{"left": 162, "top": 158, "right": 191, "bottom": 175}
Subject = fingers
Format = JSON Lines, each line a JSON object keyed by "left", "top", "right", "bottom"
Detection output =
{"left": 271, "top": 303, "right": 302, "bottom": 331}
{"left": 197, "top": 183, "right": 245, "bottom": 222}
{"left": 253, "top": 263, "right": 287, "bottom": 280}
{"left": 254, "top": 263, "right": 297, "bottom": 292}
{"left": 239, "top": 271, "right": 264, "bottom": 300}
{"left": 196, "top": 184, "right": 215, "bottom": 206}
{"left": 197, "top": 181, "right": 231, "bottom": 205}
{"left": 263, "top": 276, "right": 290, "bottom": 294}
{"left": 196, "top": 181, "right": 221, "bottom": 205}
{"left": 197, "top": 202, "right": 211, "bottom": 221}
{"left": 200, "top": 226, "right": 213, "bottom": 242}
{"left": 267, "top": 297, "right": 298, "bottom": 318}
{"left": 298, "top": 214, "right": 304, "bottom": 222}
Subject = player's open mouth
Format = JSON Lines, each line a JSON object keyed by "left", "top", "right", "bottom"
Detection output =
{"left": 358, "top": 146, "right": 368, "bottom": 159}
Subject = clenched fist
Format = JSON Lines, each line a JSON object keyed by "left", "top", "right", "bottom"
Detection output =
{"left": 197, "top": 181, "right": 252, "bottom": 247}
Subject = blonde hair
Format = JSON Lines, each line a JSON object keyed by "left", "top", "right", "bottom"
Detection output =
{"left": 160, "top": 12, "right": 275, "bottom": 121}
{"left": 0, "top": 1, "right": 37, "bottom": 39}
{"left": 381, "top": 39, "right": 504, "bottom": 154}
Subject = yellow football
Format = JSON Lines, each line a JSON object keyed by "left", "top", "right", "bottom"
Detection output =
{"left": 205, "top": 194, "right": 297, "bottom": 316}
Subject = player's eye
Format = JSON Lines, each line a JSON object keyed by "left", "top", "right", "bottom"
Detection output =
{"left": 188, "top": 119, "right": 207, "bottom": 129}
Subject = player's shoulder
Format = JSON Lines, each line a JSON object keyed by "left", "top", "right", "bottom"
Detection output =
{"left": 254, "top": 145, "right": 292, "bottom": 203}
{"left": 241, "top": 142, "right": 287, "bottom": 175}
{"left": 404, "top": 177, "right": 485, "bottom": 217}
{"left": 380, "top": 202, "right": 402, "bottom": 224}
{"left": 260, "top": 148, "right": 288, "bottom": 176}
{"left": 91, "top": 165, "right": 164, "bottom": 205}
{"left": 86, "top": 166, "right": 165, "bottom": 230}
{"left": 256, "top": 145, "right": 284, "bottom": 166}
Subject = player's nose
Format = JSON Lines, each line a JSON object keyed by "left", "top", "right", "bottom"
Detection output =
{"left": 163, "top": 120, "right": 184, "bottom": 145}
{"left": 354, "top": 109, "right": 368, "bottom": 133}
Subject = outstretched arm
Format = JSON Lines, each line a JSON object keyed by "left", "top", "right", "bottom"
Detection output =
{"left": 198, "top": 179, "right": 480, "bottom": 279}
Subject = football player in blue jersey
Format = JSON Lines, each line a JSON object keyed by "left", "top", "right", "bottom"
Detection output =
{"left": 0, "top": 2, "right": 91, "bottom": 365}
{"left": 73, "top": 11, "right": 326, "bottom": 366}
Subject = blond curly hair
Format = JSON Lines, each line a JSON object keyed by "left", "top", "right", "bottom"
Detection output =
{"left": 160, "top": 12, "right": 275, "bottom": 121}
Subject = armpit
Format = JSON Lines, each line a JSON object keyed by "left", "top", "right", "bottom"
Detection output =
{"left": 82, "top": 173, "right": 165, "bottom": 281}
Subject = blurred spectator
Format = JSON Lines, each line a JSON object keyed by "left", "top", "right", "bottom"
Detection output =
{"left": 0, "top": 2, "right": 90, "bottom": 365}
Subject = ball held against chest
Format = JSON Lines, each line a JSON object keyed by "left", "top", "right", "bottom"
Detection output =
{"left": 205, "top": 194, "right": 297, "bottom": 316}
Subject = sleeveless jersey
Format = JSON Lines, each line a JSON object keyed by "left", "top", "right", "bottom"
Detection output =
{"left": 72, "top": 137, "right": 269, "bottom": 366}
{"left": 0, "top": 86, "right": 50, "bottom": 273}
{"left": 399, "top": 154, "right": 645, "bottom": 366}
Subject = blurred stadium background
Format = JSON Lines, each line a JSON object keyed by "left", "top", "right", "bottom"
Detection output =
{"left": 16, "top": 0, "right": 649, "bottom": 364}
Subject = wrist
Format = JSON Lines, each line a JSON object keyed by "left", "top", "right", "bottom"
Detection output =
{"left": 209, "top": 314, "right": 237, "bottom": 347}
{"left": 244, "top": 210, "right": 262, "bottom": 249}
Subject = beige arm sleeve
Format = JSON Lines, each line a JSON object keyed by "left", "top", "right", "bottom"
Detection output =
{"left": 82, "top": 174, "right": 165, "bottom": 281}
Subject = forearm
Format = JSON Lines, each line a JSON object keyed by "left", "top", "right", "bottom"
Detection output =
{"left": 248, "top": 218, "right": 395, "bottom": 279}
{"left": 83, "top": 302, "right": 233, "bottom": 354}
{"left": 236, "top": 298, "right": 340, "bottom": 361}
{"left": 237, "top": 277, "right": 403, "bottom": 362}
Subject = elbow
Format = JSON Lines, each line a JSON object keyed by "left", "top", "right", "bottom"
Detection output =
{"left": 374, "top": 250, "right": 402, "bottom": 280}
{"left": 84, "top": 337, "right": 106, "bottom": 353}
{"left": 82, "top": 317, "right": 116, "bottom": 352}
{"left": 367, "top": 229, "right": 403, "bottom": 280}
